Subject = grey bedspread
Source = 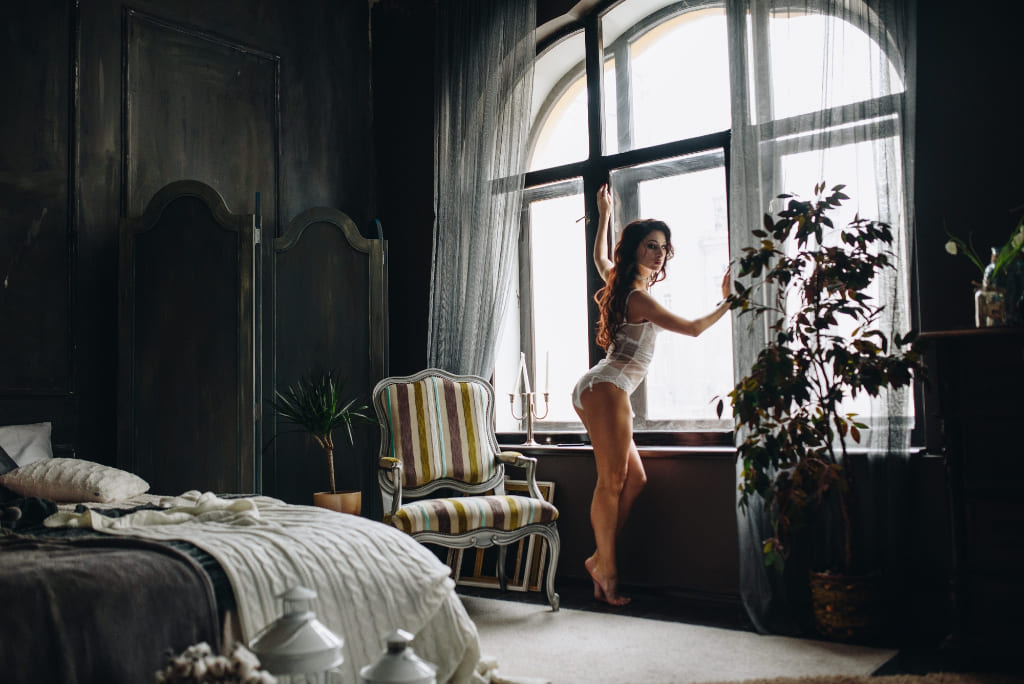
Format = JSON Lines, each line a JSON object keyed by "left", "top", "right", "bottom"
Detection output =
{"left": 0, "top": 531, "right": 221, "bottom": 684}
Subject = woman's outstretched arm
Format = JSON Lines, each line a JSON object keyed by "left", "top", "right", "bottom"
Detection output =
{"left": 628, "top": 270, "right": 731, "bottom": 337}
{"left": 593, "top": 184, "right": 614, "bottom": 282}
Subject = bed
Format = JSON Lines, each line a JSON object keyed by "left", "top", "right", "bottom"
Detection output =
{"left": 0, "top": 422, "right": 484, "bottom": 684}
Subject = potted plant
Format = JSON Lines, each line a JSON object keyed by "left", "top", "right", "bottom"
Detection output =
{"left": 944, "top": 214, "right": 1024, "bottom": 326}
{"left": 717, "top": 182, "right": 926, "bottom": 639}
{"left": 270, "top": 369, "right": 376, "bottom": 514}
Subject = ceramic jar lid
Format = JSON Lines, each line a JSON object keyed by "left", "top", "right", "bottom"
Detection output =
{"left": 248, "top": 586, "right": 345, "bottom": 676}
{"left": 359, "top": 629, "right": 437, "bottom": 684}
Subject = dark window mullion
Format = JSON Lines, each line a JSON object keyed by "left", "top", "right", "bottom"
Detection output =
{"left": 523, "top": 130, "right": 731, "bottom": 189}
{"left": 584, "top": 12, "right": 605, "bottom": 164}
{"left": 605, "top": 130, "right": 731, "bottom": 171}
{"left": 583, "top": 11, "right": 608, "bottom": 369}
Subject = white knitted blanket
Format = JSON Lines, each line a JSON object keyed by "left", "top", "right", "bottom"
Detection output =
{"left": 46, "top": 491, "right": 483, "bottom": 683}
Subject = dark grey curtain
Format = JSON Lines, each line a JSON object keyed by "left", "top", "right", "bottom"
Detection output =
{"left": 725, "top": 0, "right": 918, "bottom": 634}
{"left": 428, "top": 0, "right": 536, "bottom": 378}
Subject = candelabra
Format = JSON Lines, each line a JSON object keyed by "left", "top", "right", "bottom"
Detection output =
{"left": 509, "top": 391, "right": 549, "bottom": 446}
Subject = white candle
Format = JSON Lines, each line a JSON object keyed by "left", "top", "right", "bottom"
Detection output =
{"left": 521, "top": 353, "right": 532, "bottom": 394}
{"left": 544, "top": 351, "right": 549, "bottom": 393}
{"left": 513, "top": 352, "right": 525, "bottom": 395}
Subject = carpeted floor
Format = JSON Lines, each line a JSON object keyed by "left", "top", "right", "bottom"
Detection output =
{"left": 701, "top": 676, "right": 1019, "bottom": 684}
{"left": 463, "top": 594, "right": 901, "bottom": 684}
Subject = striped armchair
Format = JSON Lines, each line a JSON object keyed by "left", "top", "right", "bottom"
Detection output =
{"left": 372, "top": 368, "right": 560, "bottom": 611}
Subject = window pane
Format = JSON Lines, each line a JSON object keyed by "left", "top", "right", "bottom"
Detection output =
{"left": 777, "top": 136, "right": 909, "bottom": 423}
{"left": 765, "top": 12, "right": 904, "bottom": 121}
{"left": 529, "top": 186, "right": 590, "bottom": 425}
{"left": 610, "top": 150, "right": 732, "bottom": 428}
{"left": 495, "top": 182, "right": 589, "bottom": 432}
{"left": 528, "top": 33, "right": 588, "bottom": 171}
{"left": 493, "top": 267, "right": 522, "bottom": 433}
{"left": 603, "top": 57, "right": 617, "bottom": 156}
{"left": 603, "top": 6, "right": 730, "bottom": 154}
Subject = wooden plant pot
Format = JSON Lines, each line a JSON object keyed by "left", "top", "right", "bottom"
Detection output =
{"left": 809, "top": 570, "right": 883, "bottom": 642}
{"left": 313, "top": 490, "right": 362, "bottom": 515}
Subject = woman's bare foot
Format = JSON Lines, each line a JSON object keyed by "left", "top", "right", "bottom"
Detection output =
{"left": 584, "top": 555, "right": 605, "bottom": 600}
{"left": 585, "top": 556, "right": 630, "bottom": 606}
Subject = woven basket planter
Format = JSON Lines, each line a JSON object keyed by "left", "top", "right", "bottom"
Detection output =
{"left": 809, "top": 570, "right": 883, "bottom": 641}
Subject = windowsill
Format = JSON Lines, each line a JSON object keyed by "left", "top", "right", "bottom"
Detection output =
{"left": 498, "top": 442, "right": 736, "bottom": 459}
{"left": 497, "top": 441, "right": 929, "bottom": 459}
{"left": 495, "top": 431, "right": 734, "bottom": 448}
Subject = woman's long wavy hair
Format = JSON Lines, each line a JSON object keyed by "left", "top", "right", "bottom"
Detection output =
{"left": 595, "top": 219, "right": 674, "bottom": 350}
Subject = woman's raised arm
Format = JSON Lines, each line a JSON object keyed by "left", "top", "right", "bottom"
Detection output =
{"left": 593, "top": 184, "right": 614, "bottom": 282}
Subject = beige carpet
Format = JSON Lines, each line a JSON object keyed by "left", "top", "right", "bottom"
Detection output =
{"left": 463, "top": 595, "right": 900, "bottom": 684}
{"left": 702, "top": 677, "right": 1018, "bottom": 684}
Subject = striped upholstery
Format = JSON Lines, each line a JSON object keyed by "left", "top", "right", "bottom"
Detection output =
{"left": 390, "top": 495, "right": 559, "bottom": 535}
{"left": 380, "top": 376, "right": 499, "bottom": 488}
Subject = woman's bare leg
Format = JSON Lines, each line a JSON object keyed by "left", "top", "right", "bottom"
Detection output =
{"left": 616, "top": 442, "right": 647, "bottom": 537}
{"left": 575, "top": 382, "right": 638, "bottom": 606}
{"left": 584, "top": 440, "right": 646, "bottom": 602}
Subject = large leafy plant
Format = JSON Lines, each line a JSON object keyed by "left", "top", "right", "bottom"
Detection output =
{"left": 718, "top": 183, "right": 925, "bottom": 573}
{"left": 270, "top": 370, "right": 376, "bottom": 494}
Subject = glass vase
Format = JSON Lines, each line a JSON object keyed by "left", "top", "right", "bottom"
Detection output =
{"left": 974, "top": 286, "right": 1007, "bottom": 327}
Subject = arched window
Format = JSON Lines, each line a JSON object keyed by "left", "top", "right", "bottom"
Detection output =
{"left": 495, "top": 0, "right": 911, "bottom": 442}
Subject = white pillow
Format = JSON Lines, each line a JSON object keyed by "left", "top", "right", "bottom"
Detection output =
{"left": 0, "top": 458, "right": 150, "bottom": 503}
{"left": 0, "top": 422, "right": 53, "bottom": 466}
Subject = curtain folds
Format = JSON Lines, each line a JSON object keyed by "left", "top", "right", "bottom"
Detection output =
{"left": 428, "top": 0, "right": 536, "bottom": 378}
{"left": 726, "top": 0, "right": 918, "bottom": 634}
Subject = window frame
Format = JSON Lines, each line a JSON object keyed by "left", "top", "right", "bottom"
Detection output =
{"left": 502, "top": 0, "right": 913, "bottom": 447}
{"left": 503, "top": 0, "right": 736, "bottom": 447}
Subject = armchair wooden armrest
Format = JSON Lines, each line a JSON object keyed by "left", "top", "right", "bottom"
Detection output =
{"left": 496, "top": 450, "right": 532, "bottom": 467}
{"left": 377, "top": 457, "right": 403, "bottom": 519}
{"left": 497, "top": 451, "right": 543, "bottom": 500}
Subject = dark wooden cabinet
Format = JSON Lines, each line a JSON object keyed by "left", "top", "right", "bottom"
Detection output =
{"left": 920, "top": 328, "right": 1024, "bottom": 651}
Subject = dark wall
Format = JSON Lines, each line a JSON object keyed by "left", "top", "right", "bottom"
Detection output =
{"left": 533, "top": 448, "right": 741, "bottom": 598}
{"left": 910, "top": 0, "right": 1024, "bottom": 646}
{"left": 371, "top": 0, "right": 436, "bottom": 376}
{"left": 914, "top": 3, "right": 1024, "bottom": 335}
{"left": 0, "top": 0, "right": 373, "bottom": 491}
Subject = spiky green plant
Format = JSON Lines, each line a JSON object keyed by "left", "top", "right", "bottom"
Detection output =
{"left": 269, "top": 370, "right": 376, "bottom": 494}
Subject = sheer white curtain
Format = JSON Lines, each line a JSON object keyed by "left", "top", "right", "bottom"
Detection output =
{"left": 427, "top": 0, "right": 535, "bottom": 378}
{"left": 725, "top": 0, "right": 917, "bottom": 634}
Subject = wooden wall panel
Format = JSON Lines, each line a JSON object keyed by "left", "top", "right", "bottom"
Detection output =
{"left": 0, "top": 0, "right": 73, "bottom": 394}
{"left": 124, "top": 8, "right": 279, "bottom": 231}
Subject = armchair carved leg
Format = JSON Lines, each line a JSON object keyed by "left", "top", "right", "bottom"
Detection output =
{"left": 497, "top": 545, "right": 508, "bottom": 592}
{"left": 541, "top": 526, "right": 560, "bottom": 612}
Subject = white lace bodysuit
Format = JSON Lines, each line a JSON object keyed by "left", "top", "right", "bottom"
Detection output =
{"left": 572, "top": 290, "right": 662, "bottom": 410}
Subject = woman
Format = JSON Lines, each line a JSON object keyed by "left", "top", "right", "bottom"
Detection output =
{"left": 572, "top": 183, "right": 731, "bottom": 606}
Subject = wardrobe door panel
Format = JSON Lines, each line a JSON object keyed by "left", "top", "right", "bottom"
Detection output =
{"left": 265, "top": 208, "right": 387, "bottom": 513}
{"left": 119, "top": 181, "right": 255, "bottom": 495}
